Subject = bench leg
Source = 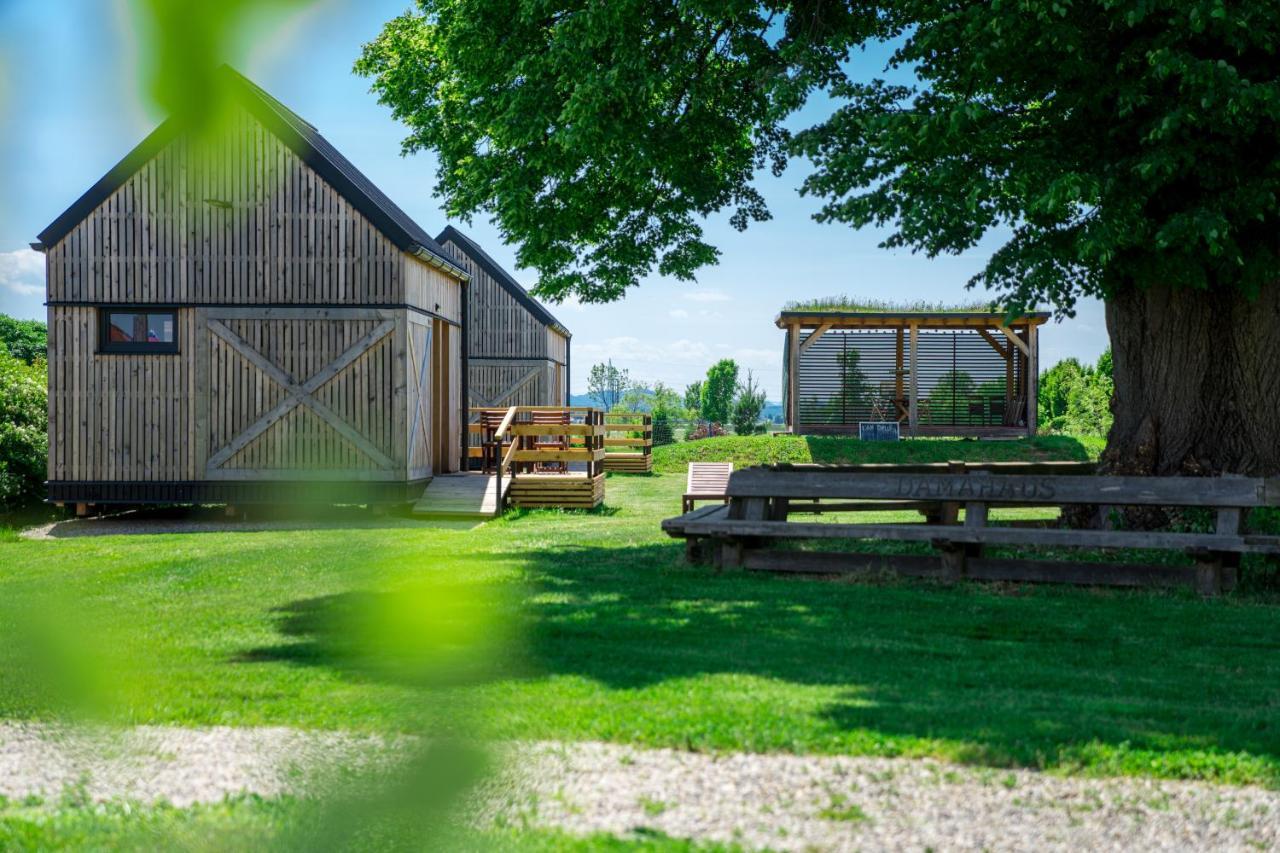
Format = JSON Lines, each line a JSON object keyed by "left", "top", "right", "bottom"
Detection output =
{"left": 1193, "top": 551, "right": 1239, "bottom": 597}
{"left": 719, "top": 539, "right": 744, "bottom": 570}
{"left": 937, "top": 541, "right": 967, "bottom": 582}
{"left": 685, "top": 537, "right": 711, "bottom": 565}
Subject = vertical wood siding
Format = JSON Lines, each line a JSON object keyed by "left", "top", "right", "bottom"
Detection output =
{"left": 403, "top": 255, "right": 462, "bottom": 323}
{"left": 47, "top": 306, "right": 198, "bottom": 481}
{"left": 438, "top": 236, "right": 568, "bottom": 410}
{"left": 46, "top": 107, "right": 408, "bottom": 305}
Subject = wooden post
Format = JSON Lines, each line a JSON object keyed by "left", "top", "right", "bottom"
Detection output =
{"left": 1194, "top": 506, "right": 1243, "bottom": 596}
{"left": 894, "top": 328, "right": 904, "bottom": 405}
{"left": 940, "top": 460, "right": 966, "bottom": 525}
{"left": 1026, "top": 322, "right": 1039, "bottom": 436}
{"left": 1004, "top": 336, "right": 1014, "bottom": 415}
{"left": 908, "top": 324, "right": 919, "bottom": 436}
{"left": 787, "top": 324, "right": 801, "bottom": 434}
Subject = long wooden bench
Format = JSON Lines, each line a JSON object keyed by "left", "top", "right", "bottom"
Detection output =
{"left": 662, "top": 467, "right": 1280, "bottom": 596}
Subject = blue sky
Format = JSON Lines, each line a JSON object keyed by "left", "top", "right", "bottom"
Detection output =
{"left": 0, "top": 0, "right": 1109, "bottom": 399}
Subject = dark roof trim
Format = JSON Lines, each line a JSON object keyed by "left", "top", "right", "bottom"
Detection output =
{"left": 36, "top": 66, "right": 467, "bottom": 282}
{"left": 436, "top": 225, "right": 570, "bottom": 338}
{"left": 36, "top": 120, "right": 179, "bottom": 250}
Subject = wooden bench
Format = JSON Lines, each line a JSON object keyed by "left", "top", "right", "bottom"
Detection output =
{"left": 682, "top": 462, "right": 734, "bottom": 514}
{"left": 663, "top": 468, "right": 1280, "bottom": 596}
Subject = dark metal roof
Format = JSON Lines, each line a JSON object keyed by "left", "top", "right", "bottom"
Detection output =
{"left": 436, "top": 226, "right": 570, "bottom": 338}
{"left": 34, "top": 66, "right": 465, "bottom": 279}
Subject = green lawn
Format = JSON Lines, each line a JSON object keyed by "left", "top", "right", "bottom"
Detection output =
{"left": 2, "top": 436, "right": 1277, "bottom": 793}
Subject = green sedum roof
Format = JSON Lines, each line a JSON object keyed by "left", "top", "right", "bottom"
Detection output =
{"left": 782, "top": 295, "right": 1003, "bottom": 313}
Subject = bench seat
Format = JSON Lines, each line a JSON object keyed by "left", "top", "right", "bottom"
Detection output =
{"left": 662, "top": 508, "right": 1280, "bottom": 555}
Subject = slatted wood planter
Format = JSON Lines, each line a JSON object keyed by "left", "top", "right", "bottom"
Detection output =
{"left": 508, "top": 473, "right": 605, "bottom": 509}
{"left": 603, "top": 414, "right": 653, "bottom": 473}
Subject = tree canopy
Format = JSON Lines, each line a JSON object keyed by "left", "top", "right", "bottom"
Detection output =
{"left": 357, "top": 0, "right": 1280, "bottom": 311}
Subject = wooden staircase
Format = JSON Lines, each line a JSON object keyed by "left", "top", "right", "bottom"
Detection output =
{"left": 411, "top": 474, "right": 505, "bottom": 519}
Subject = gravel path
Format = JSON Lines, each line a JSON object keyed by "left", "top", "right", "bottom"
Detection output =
{"left": 488, "top": 741, "right": 1280, "bottom": 852}
{"left": 1, "top": 724, "right": 1276, "bottom": 850}
{"left": 0, "top": 723, "right": 393, "bottom": 807}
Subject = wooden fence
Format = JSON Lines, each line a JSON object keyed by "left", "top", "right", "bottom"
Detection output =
{"left": 603, "top": 414, "right": 653, "bottom": 473}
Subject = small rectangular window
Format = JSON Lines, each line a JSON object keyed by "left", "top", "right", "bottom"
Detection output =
{"left": 99, "top": 309, "right": 179, "bottom": 354}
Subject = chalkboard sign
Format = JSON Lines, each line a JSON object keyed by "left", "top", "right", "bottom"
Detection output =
{"left": 859, "top": 421, "right": 901, "bottom": 442}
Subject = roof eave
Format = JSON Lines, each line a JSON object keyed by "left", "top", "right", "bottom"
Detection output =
{"left": 409, "top": 244, "right": 470, "bottom": 283}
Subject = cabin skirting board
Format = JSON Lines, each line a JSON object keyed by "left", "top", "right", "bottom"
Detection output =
{"left": 47, "top": 479, "right": 431, "bottom": 506}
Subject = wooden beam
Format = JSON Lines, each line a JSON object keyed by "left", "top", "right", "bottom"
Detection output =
{"left": 1027, "top": 323, "right": 1039, "bottom": 437}
{"left": 787, "top": 324, "right": 801, "bottom": 433}
{"left": 976, "top": 328, "right": 1009, "bottom": 359}
{"left": 798, "top": 323, "right": 832, "bottom": 354}
{"left": 1000, "top": 326, "right": 1030, "bottom": 357}
{"left": 895, "top": 329, "right": 904, "bottom": 399}
{"left": 908, "top": 324, "right": 919, "bottom": 436}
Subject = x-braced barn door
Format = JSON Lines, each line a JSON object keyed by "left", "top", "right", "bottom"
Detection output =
{"left": 406, "top": 316, "right": 433, "bottom": 479}
{"left": 196, "top": 308, "right": 403, "bottom": 481}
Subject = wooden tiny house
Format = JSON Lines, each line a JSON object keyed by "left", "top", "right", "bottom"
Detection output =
{"left": 33, "top": 68, "right": 469, "bottom": 506}
{"left": 435, "top": 227, "right": 571, "bottom": 411}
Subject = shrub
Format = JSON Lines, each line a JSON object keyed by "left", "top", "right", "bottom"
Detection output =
{"left": 0, "top": 315, "right": 47, "bottom": 364}
{"left": 651, "top": 408, "right": 675, "bottom": 447}
{"left": 686, "top": 422, "right": 727, "bottom": 441}
{"left": 730, "top": 369, "right": 767, "bottom": 436}
{"left": 0, "top": 345, "right": 48, "bottom": 508}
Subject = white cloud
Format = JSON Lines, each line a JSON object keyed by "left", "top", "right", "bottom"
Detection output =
{"left": 0, "top": 248, "right": 44, "bottom": 297}
{"left": 574, "top": 336, "right": 712, "bottom": 366}
{"left": 681, "top": 288, "right": 731, "bottom": 303}
{"left": 668, "top": 309, "right": 689, "bottom": 320}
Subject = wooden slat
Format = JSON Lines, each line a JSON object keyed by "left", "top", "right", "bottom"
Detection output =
{"left": 663, "top": 514, "right": 1280, "bottom": 555}
{"left": 724, "top": 469, "right": 1275, "bottom": 508}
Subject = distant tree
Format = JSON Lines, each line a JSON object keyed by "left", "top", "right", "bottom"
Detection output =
{"left": 683, "top": 381, "right": 703, "bottom": 419}
{"left": 1040, "top": 358, "right": 1090, "bottom": 425}
{"left": 0, "top": 316, "right": 47, "bottom": 365}
{"left": 731, "top": 370, "right": 768, "bottom": 435}
{"left": 700, "top": 359, "right": 739, "bottom": 425}
{"left": 587, "top": 360, "right": 629, "bottom": 411}
{"left": 619, "top": 381, "right": 652, "bottom": 413}
{"left": 925, "top": 370, "right": 976, "bottom": 425}
{"left": 650, "top": 381, "right": 682, "bottom": 415}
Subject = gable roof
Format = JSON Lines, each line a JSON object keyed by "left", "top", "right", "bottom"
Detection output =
{"left": 34, "top": 66, "right": 466, "bottom": 281}
{"left": 436, "top": 226, "right": 570, "bottom": 338}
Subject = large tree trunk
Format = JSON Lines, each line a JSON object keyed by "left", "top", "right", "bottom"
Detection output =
{"left": 1102, "top": 283, "right": 1280, "bottom": 479}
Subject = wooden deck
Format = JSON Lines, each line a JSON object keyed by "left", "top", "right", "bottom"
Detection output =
{"left": 411, "top": 473, "right": 505, "bottom": 519}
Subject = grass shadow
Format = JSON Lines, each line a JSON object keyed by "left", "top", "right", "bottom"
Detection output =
{"left": 510, "top": 540, "right": 1280, "bottom": 782}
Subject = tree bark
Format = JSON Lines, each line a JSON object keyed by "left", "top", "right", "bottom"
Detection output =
{"left": 1102, "top": 283, "right": 1280, "bottom": 479}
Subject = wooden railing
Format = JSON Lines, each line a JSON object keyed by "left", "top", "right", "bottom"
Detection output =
{"left": 603, "top": 413, "right": 653, "bottom": 472}
{"left": 468, "top": 406, "right": 607, "bottom": 506}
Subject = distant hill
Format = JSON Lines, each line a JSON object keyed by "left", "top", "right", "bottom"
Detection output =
{"left": 571, "top": 392, "right": 783, "bottom": 422}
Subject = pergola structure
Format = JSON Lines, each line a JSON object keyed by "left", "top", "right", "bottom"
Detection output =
{"left": 777, "top": 310, "right": 1051, "bottom": 438}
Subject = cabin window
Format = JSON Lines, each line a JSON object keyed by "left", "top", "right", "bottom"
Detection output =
{"left": 99, "top": 309, "right": 179, "bottom": 354}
